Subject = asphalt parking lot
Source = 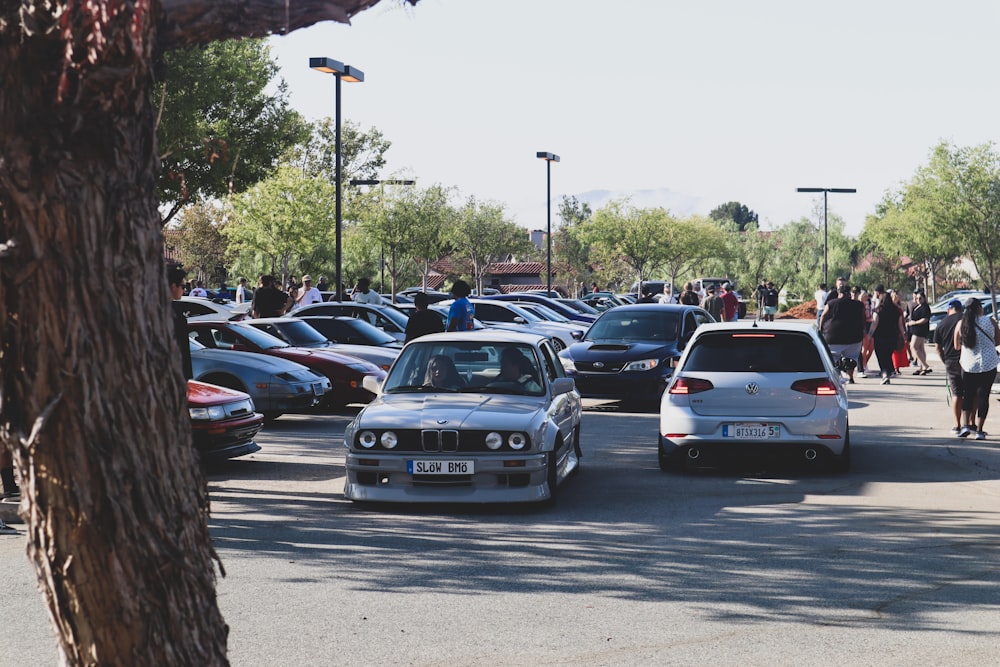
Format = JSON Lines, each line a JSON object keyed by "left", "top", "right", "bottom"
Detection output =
{"left": 5, "top": 356, "right": 1000, "bottom": 665}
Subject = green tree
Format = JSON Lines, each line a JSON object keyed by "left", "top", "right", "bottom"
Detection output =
{"left": 291, "top": 117, "right": 391, "bottom": 183}
{"left": 709, "top": 201, "right": 759, "bottom": 232}
{"left": 582, "top": 199, "right": 670, "bottom": 289}
{"left": 554, "top": 195, "right": 595, "bottom": 295}
{"left": 156, "top": 39, "right": 309, "bottom": 224}
{"left": 224, "top": 165, "right": 336, "bottom": 288}
{"left": 171, "top": 203, "right": 229, "bottom": 286}
{"left": 659, "top": 215, "right": 728, "bottom": 296}
{"left": 447, "top": 197, "right": 534, "bottom": 294}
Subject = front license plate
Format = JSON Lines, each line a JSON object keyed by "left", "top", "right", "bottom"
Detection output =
{"left": 724, "top": 423, "right": 780, "bottom": 439}
{"left": 407, "top": 460, "right": 475, "bottom": 475}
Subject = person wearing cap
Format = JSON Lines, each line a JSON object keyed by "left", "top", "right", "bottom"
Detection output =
{"left": 906, "top": 290, "right": 932, "bottom": 374}
{"left": 701, "top": 285, "right": 724, "bottom": 321}
{"left": 934, "top": 299, "right": 966, "bottom": 434}
{"left": 294, "top": 274, "right": 323, "bottom": 309}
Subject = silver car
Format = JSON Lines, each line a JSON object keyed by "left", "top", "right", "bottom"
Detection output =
{"left": 659, "top": 321, "right": 851, "bottom": 473}
{"left": 343, "top": 331, "right": 583, "bottom": 504}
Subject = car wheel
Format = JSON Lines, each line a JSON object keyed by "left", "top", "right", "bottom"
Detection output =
{"left": 658, "top": 441, "right": 685, "bottom": 473}
{"left": 263, "top": 412, "right": 283, "bottom": 423}
{"left": 830, "top": 429, "right": 851, "bottom": 473}
{"left": 545, "top": 446, "right": 561, "bottom": 503}
{"left": 200, "top": 373, "right": 247, "bottom": 395}
{"left": 550, "top": 337, "right": 565, "bottom": 352}
{"left": 572, "top": 425, "right": 583, "bottom": 461}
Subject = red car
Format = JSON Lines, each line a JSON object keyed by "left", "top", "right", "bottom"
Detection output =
{"left": 188, "top": 380, "right": 263, "bottom": 462}
{"left": 187, "top": 320, "right": 386, "bottom": 407}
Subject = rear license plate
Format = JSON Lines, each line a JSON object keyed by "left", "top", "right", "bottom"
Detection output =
{"left": 725, "top": 423, "right": 780, "bottom": 439}
{"left": 407, "top": 460, "right": 475, "bottom": 475}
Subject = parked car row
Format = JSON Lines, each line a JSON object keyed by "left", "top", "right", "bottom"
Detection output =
{"left": 181, "top": 290, "right": 851, "bottom": 488}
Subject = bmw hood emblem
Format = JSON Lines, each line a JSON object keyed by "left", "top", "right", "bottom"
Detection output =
{"left": 436, "top": 419, "right": 449, "bottom": 425}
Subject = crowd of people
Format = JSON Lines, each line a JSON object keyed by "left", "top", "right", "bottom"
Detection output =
{"left": 815, "top": 278, "right": 999, "bottom": 439}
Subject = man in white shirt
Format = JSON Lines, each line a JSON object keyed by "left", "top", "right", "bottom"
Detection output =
{"left": 189, "top": 280, "right": 208, "bottom": 298}
{"left": 235, "top": 277, "right": 249, "bottom": 303}
{"left": 352, "top": 278, "right": 383, "bottom": 305}
{"left": 294, "top": 275, "right": 323, "bottom": 309}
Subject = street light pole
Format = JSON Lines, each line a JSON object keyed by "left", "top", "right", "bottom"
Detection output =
{"left": 310, "top": 57, "right": 364, "bottom": 302}
{"left": 536, "top": 152, "right": 560, "bottom": 295}
{"left": 796, "top": 187, "right": 856, "bottom": 286}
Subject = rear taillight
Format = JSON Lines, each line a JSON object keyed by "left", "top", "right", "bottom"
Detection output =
{"left": 669, "top": 377, "right": 714, "bottom": 395}
{"left": 791, "top": 378, "right": 839, "bottom": 396}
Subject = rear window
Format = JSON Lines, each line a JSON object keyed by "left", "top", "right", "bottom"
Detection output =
{"left": 683, "top": 332, "right": 825, "bottom": 372}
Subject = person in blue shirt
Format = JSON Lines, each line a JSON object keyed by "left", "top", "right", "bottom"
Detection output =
{"left": 447, "top": 280, "right": 475, "bottom": 331}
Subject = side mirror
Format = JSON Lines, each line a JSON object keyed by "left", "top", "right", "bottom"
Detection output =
{"left": 571, "top": 331, "right": 582, "bottom": 340}
{"left": 551, "top": 377, "right": 575, "bottom": 396}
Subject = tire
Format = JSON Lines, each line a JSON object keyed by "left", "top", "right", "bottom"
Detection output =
{"left": 550, "top": 337, "right": 565, "bottom": 352}
{"left": 658, "top": 442, "right": 685, "bottom": 473}
{"left": 830, "top": 429, "right": 851, "bottom": 473}
{"left": 545, "top": 445, "right": 562, "bottom": 503}
{"left": 263, "top": 412, "right": 283, "bottom": 423}
{"left": 200, "top": 373, "right": 246, "bottom": 394}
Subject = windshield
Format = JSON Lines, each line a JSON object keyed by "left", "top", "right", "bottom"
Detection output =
{"left": 584, "top": 310, "right": 681, "bottom": 342}
{"left": 383, "top": 340, "right": 546, "bottom": 396}
{"left": 519, "top": 303, "right": 570, "bottom": 322}
{"left": 229, "top": 323, "right": 290, "bottom": 350}
{"left": 275, "top": 320, "right": 331, "bottom": 347}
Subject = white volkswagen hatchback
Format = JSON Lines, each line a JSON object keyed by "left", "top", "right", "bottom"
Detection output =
{"left": 658, "top": 321, "right": 850, "bottom": 473}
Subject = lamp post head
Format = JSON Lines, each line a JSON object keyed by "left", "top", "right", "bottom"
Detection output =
{"left": 536, "top": 152, "right": 560, "bottom": 162}
{"left": 309, "top": 57, "right": 364, "bottom": 83}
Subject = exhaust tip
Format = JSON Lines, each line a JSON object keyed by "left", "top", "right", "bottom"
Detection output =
{"left": 687, "top": 448, "right": 701, "bottom": 460}
{"left": 804, "top": 448, "right": 818, "bottom": 461}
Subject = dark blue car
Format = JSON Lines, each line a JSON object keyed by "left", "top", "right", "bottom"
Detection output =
{"left": 558, "top": 304, "right": 715, "bottom": 405}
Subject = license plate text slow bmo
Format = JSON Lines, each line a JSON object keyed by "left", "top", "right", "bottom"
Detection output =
{"left": 724, "top": 423, "right": 780, "bottom": 439}
{"left": 408, "top": 460, "right": 475, "bottom": 475}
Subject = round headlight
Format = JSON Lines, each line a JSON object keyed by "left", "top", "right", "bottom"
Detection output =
{"left": 485, "top": 432, "right": 503, "bottom": 450}
{"left": 508, "top": 433, "right": 527, "bottom": 450}
{"left": 359, "top": 431, "right": 377, "bottom": 449}
{"left": 380, "top": 431, "right": 398, "bottom": 449}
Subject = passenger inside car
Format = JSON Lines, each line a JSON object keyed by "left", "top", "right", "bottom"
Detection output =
{"left": 423, "top": 355, "right": 465, "bottom": 390}
{"left": 492, "top": 347, "right": 542, "bottom": 393}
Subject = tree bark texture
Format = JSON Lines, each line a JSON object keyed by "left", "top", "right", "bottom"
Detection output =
{"left": 0, "top": 1, "right": 390, "bottom": 664}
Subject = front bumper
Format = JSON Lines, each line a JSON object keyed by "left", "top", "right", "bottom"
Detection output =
{"left": 343, "top": 451, "right": 552, "bottom": 503}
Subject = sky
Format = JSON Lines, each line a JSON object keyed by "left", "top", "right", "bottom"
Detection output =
{"left": 267, "top": 0, "right": 1000, "bottom": 237}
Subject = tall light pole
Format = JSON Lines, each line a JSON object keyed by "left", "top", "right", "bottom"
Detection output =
{"left": 536, "top": 152, "right": 560, "bottom": 295}
{"left": 310, "top": 57, "right": 364, "bottom": 302}
{"left": 349, "top": 179, "right": 415, "bottom": 301}
{"left": 796, "top": 187, "right": 856, "bottom": 287}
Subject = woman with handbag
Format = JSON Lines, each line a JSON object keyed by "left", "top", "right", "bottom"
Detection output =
{"left": 871, "top": 292, "right": 906, "bottom": 385}
{"left": 953, "top": 298, "right": 1000, "bottom": 439}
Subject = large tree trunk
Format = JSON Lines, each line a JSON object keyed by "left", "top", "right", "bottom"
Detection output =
{"left": 0, "top": 1, "right": 393, "bottom": 663}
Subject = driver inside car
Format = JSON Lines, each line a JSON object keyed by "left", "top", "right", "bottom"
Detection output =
{"left": 494, "top": 347, "right": 542, "bottom": 393}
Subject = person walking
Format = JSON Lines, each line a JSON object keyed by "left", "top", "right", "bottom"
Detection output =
{"left": 405, "top": 292, "right": 445, "bottom": 342}
{"left": 814, "top": 282, "right": 828, "bottom": 326}
{"left": 934, "top": 299, "right": 966, "bottom": 434}
{"left": 235, "top": 277, "right": 249, "bottom": 304}
{"left": 906, "top": 291, "right": 933, "bottom": 374}
{"left": 820, "top": 285, "right": 865, "bottom": 383}
{"left": 352, "top": 277, "right": 383, "bottom": 305}
{"left": 294, "top": 275, "right": 323, "bottom": 309}
{"left": 1, "top": 448, "right": 18, "bottom": 499}
{"left": 701, "top": 285, "right": 724, "bottom": 321}
{"left": 953, "top": 298, "right": 1000, "bottom": 439}
{"left": 720, "top": 282, "right": 739, "bottom": 322}
{"left": 761, "top": 281, "right": 779, "bottom": 322}
{"left": 678, "top": 282, "right": 700, "bottom": 306}
{"left": 446, "top": 280, "right": 475, "bottom": 332}
{"left": 871, "top": 290, "right": 906, "bottom": 384}
{"left": 251, "top": 275, "right": 292, "bottom": 318}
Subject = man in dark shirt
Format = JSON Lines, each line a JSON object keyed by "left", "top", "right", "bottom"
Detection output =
{"left": 934, "top": 299, "right": 965, "bottom": 433}
{"left": 821, "top": 285, "right": 865, "bottom": 383}
{"left": 405, "top": 292, "right": 445, "bottom": 343}
{"left": 168, "top": 265, "right": 193, "bottom": 380}
{"left": 251, "top": 274, "right": 291, "bottom": 318}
